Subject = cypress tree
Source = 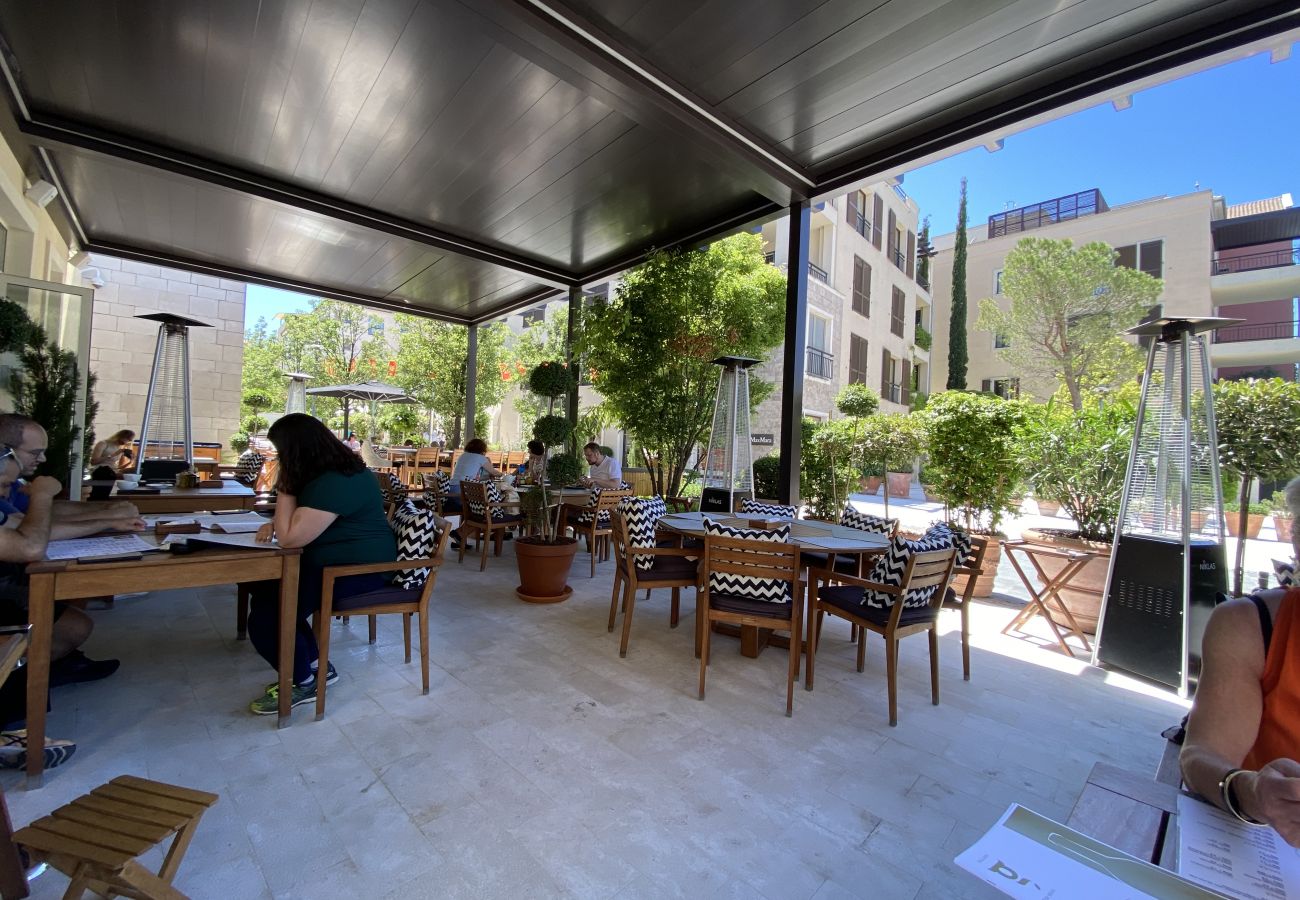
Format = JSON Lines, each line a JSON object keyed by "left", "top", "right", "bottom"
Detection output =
{"left": 946, "top": 178, "right": 969, "bottom": 390}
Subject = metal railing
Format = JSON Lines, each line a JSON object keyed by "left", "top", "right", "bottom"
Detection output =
{"left": 988, "top": 188, "right": 1107, "bottom": 238}
{"left": 1211, "top": 247, "right": 1300, "bottom": 275}
{"left": 808, "top": 262, "right": 828, "bottom": 283}
{"left": 805, "top": 346, "right": 835, "bottom": 379}
{"left": 764, "top": 251, "right": 776, "bottom": 264}
{"left": 916, "top": 272, "right": 930, "bottom": 291}
{"left": 1214, "top": 320, "right": 1298, "bottom": 343}
{"left": 851, "top": 210, "right": 873, "bottom": 241}
{"left": 892, "top": 248, "right": 906, "bottom": 270}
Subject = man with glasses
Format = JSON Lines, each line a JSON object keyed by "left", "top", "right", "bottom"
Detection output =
{"left": 0, "top": 414, "right": 139, "bottom": 524}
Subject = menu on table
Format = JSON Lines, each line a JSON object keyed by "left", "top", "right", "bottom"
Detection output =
{"left": 1177, "top": 793, "right": 1300, "bottom": 900}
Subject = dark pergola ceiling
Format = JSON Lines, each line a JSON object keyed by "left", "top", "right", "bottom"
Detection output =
{"left": 0, "top": 0, "right": 1296, "bottom": 323}
{"left": 1212, "top": 207, "right": 1300, "bottom": 250}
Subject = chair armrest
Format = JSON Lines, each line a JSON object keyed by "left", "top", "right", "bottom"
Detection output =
{"left": 805, "top": 566, "right": 902, "bottom": 596}
{"left": 322, "top": 558, "right": 441, "bottom": 578}
{"left": 631, "top": 546, "right": 698, "bottom": 558}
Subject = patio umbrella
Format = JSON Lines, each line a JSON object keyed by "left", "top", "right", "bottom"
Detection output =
{"left": 305, "top": 381, "right": 416, "bottom": 440}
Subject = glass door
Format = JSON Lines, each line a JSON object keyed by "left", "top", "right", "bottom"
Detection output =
{"left": 0, "top": 274, "right": 94, "bottom": 488}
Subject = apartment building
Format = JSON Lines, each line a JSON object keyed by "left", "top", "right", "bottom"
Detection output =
{"left": 928, "top": 187, "right": 1299, "bottom": 400}
{"left": 752, "top": 181, "right": 932, "bottom": 451}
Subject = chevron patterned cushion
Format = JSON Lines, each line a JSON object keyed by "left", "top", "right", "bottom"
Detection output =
{"left": 703, "top": 517, "right": 792, "bottom": 603}
{"left": 464, "top": 479, "right": 508, "bottom": 521}
{"left": 391, "top": 501, "right": 439, "bottom": 589}
{"left": 377, "top": 471, "right": 406, "bottom": 505}
{"left": 1274, "top": 557, "right": 1296, "bottom": 587}
{"left": 862, "top": 530, "right": 956, "bottom": 610}
{"left": 739, "top": 499, "right": 797, "bottom": 519}
{"left": 925, "top": 522, "right": 973, "bottom": 568}
{"left": 840, "top": 506, "right": 896, "bottom": 536}
{"left": 235, "top": 450, "right": 265, "bottom": 486}
{"left": 618, "top": 495, "right": 667, "bottom": 570}
{"left": 576, "top": 483, "right": 631, "bottom": 526}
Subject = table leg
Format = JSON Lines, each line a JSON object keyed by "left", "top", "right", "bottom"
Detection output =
{"left": 1003, "top": 549, "right": 1082, "bottom": 658}
{"left": 24, "top": 576, "right": 54, "bottom": 789}
{"left": 276, "top": 557, "right": 299, "bottom": 729}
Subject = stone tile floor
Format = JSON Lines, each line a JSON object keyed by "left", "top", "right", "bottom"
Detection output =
{"left": 2, "top": 536, "right": 1189, "bottom": 899}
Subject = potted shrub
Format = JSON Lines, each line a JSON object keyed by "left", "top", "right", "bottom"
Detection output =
{"left": 229, "top": 431, "right": 251, "bottom": 454}
{"left": 800, "top": 417, "right": 855, "bottom": 521}
{"left": 922, "top": 392, "right": 1026, "bottom": 597}
{"left": 1016, "top": 395, "right": 1134, "bottom": 633}
{"left": 919, "top": 467, "right": 943, "bottom": 504}
{"left": 1224, "top": 500, "right": 1270, "bottom": 539}
{"left": 834, "top": 384, "right": 881, "bottom": 499}
{"left": 1034, "top": 495, "right": 1060, "bottom": 517}
{"left": 514, "top": 361, "right": 583, "bottom": 603}
{"left": 753, "top": 454, "right": 782, "bottom": 501}
{"left": 859, "top": 463, "right": 883, "bottom": 495}
{"left": 1271, "top": 491, "right": 1294, "bottom": 543}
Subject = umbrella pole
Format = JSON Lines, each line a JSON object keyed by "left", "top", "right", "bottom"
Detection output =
{"left": 343, "top": 399, "right": 350, "bottom": 437}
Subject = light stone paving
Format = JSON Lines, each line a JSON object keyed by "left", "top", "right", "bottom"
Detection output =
{"left": 3, "top": 534, "right": 1189, "bottom": 899}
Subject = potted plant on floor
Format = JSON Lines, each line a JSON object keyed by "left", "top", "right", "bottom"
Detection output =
{"left": 1224, "top": 500, "right": 1270, "bottom": 539}
{"left": 1016, "top": 394, "right": 1134, "bottom": 633}
{"left": 1271, "top": 491, "right": 1294, "bottom": 543}
{"left": 514, "top": 361, "right": 585, "bottom": 603}
{"left": 922, "top": 391, "right": 1026, "bottom": 597}
{"left": 857, "top": 412, "right": 923, "bottom": 509}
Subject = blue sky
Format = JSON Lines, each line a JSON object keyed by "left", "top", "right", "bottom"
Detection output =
{"left": 902, "top": 47, "right": 1300, "bottom": 237}
{"left": 245, "top": 44, "right": 1299, "bottom": 325}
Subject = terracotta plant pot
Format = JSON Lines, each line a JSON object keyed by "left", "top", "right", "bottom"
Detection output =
{"left": 949, "top": 535, "right": 1001, "bottom": 599}
{"left": 1189, "top": 509, "right": 1208, "bottom": 533}
{"left": 886, "top": 471, "right": 913, "bottom": 498}
{"left": 1225, "top": 513, "right": 1265, "bottom": 539}
{"left": 1272, "top": 513, "right": 1294, "bottom": 542}
{"left": 859, "top": 476, "right": 882, "bottom": 495}
{"left": 1020, "top": 528, "right": 1111, "bottom": 634}
{"left": 1036, "top": 499, "right": 1060, "bottom": 517}
{"left": 921, "top": 485, "right": 943, "bottom": 503}
{"left": 514, "top": 537, "right": 579, "bottom": 603}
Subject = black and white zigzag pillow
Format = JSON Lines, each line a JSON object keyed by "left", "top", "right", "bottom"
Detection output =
{"left": 703, "top": 517, "right": 792, "bottom": 603}
{"left": 391, "top": 501, "right": 439, "bottom": 589}
{"left": 1274, "top": 558, "right": 1296, "bottom": 587}
{"left": 840, "top": 505, "right": 896, "bottom": 536}
{"left": 739, "top": 498, "right": 797, "bottom": 519}
{"left": 618, "top": 495, "right": 667, "bottom": 571}
{"left": 378, "top": 471, "right": 405, "bottom": 504}
{"left": 463, "top": 479, "right": 508, "bottom": 521}
{"left": 925, "top": 522, "right": 973, "bottom": 568}
{"left": 862, "top": 531, "right": 956, "bottom": 610}
{"left": 235, "top": 450, "right": 265, "bottom": 485}
{"left": 577, "top": 483, "right": 631, "bottom": 526}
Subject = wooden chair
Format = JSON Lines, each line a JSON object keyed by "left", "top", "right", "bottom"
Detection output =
{"left": 941, "top": 535, "right": 989, "bottom": 681}
{"left": 805, "top": 546, "right": 958, "bottom": 726}
{"left": 608, "top": 512, "right": 700, "bottom": 657}
{"left": 698, "top": 534, "right": 803, "bottom": 716}
{"left": 562, "top": 489, "right": 632, "bottom": 577}
{"left": 14, "top": 775, "right": 218, "bottom": 899}
{"left": 458, "top": 481, "right": 522, "bottom": 571}
{"left": 314, "top": 515, "right": 452, "bottom": 718}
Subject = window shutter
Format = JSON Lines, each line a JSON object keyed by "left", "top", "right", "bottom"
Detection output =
{"left": 981, "top": 379, "right": 991, "bottom": 392}
{"left": 887, "top": 210, "right": 898, "bottom": 264}
{"left": 906, "top": 231, "right": 916, "bottom": 278}
{"left": 881, "top": 348, "right": 891, "bottom": 397}
{"left": 872, "top": 195, "right": 884, "bottom": 249}
{"left": 847, "top": 191, "right": 859, "bottom": 226}
{"left": 901, "top": 360, "right": 911, "bottom": 405}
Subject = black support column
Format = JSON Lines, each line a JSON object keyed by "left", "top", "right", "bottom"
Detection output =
{"left": 778, "top": 200, "right": 809, "bottom": 507}
{"left": 464, "top": 323, "right": 478, "bottom": 441}
{"left": 566, "top": 285, "right": 582, "bottom": 451}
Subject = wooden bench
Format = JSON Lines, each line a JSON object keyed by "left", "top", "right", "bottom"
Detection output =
{"left": 14, "top": 775, "right": 218, "bottom": 899}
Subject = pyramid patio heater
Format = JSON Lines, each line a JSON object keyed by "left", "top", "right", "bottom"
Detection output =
{"left": 284, "top": 372, "right": 312, "bottom": 414}
{"left": 1095, "top": 317, "right": 1240, "bottom": 697}
{"left": 134, "top": 313, "right": 211, "bottom": 477}
{"left": 699, "top": 356, "right": 758, "bottom": 514}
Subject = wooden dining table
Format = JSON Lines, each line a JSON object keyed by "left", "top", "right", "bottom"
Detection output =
{"left": 656, "top": 512, "right": 891, "bottom": 657}
{"left": 83, "top": 481, "right": 258, "bottom": 514}
{"left": 23, "top": 538, "right": 301, "bottom": 788}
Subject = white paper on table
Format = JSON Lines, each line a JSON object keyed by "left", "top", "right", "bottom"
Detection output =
{"left": 1177, "top": 792, "right": 1300, "bottom": 899}
{"left": 208, "top": 520, "right": 264, "bottom": 534}
{"left": 45, "top": 534, "right": 157, "bottom": 560}
{"left": 166, "top": 532, "right": 280, "bottom": 551}
{"left": 955, "top": 804, "right": 1226, "bottom": 899}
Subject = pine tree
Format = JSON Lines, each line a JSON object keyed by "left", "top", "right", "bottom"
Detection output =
{"left": 946, "top": 178, "right": 969, "bottom": 390}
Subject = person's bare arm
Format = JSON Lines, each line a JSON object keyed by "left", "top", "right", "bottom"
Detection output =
{"left": 1181, "top": 596, "right": 1300, "bottom": 845}
{"left": 0, "top": 476, "right": 60, "bottom": 562}
{"left": 254, "top": 492, "right": 338, "bottom": 549}
{"left": 51, "top": 498, "right": 139, "bottom": 521}
{"left": 48, "top": 516, "right": 147, "bottom": 540}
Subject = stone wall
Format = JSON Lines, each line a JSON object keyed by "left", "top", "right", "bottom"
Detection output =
{"left": 86, "top": 254, "right": 245, "bottom": 453}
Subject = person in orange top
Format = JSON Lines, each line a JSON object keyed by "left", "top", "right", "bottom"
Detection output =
{"left": 1182, "top": 476, "right": 1300, "bottom": 846}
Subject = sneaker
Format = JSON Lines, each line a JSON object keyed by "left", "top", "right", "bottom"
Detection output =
{"left": 249, "top": 677, "right": 318, "bottom": 716}
{"left": 0, "top": 730, "right": 77, "bottom": 770}
{"left": 49, "top": 650, "right": 120, "bottom": 687}
{"left": 264, "top": 662, "right": 336, "bottom": 694}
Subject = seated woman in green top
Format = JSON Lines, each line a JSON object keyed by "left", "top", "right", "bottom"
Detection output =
{"left": 244, "top": 414, "right": 397, "bottom": 715}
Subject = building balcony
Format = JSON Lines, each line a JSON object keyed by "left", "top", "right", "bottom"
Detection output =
{"left": 808, "top": 261, "right": 829, "bottom": 284}
{"left": 1211, "top": 247, "right": 1299, "bottom": 275}
{"left": 805, "top": 346, "right": 835, "bottom": 380}
{"left": 1211, "top": 320, "right": 1300, "bottom": 368}
{"left": 1210, "top": 247, "right": 1300, "bottom": 306}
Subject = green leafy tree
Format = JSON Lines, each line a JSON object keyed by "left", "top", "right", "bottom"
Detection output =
{"left": 800, "top": 418, "right": 855, "bottom": 520}
{"left": 976, "top": 238, "right": 1161, "bottom": 410}
{"left": 8, "top": 316, "right": 83, "bottom": 490}
{"left": 581, "top": 233, "right": 786, "bottom": 498}
{"left": 947, "top": 178, "right": 969, "bottom": 390}
{"left": 512, "top": 307, "right": 569, "bottom": 426}
{"left": 859, "top": 412, "right": 923, "bottom": 517}
{"left": 1214, "top": 378, "right": 1300, "bottom": 594}
{"left": 392, "top": 315, "right": 510, "bottom": 448}
{"left": 923, "top": 391, "right": 1025, "bottom": 533}
{"left": 239, "top": 317, "right": 289, "bottom": 412}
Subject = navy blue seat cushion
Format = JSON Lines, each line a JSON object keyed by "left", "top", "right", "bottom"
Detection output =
{"left": 333, "top": 584, "right": 421, "bottom": 612}
{"left": 802, "top": 552, "right": 861, "bottom": 575}
{"left": 641, "top": 555, "right": 699, "bottom": 581}
{"left": 709, "top": 592, "right": 793, "bottom": 619}
{"left": 819, "top": 585, "right": 936, "bottom": 628}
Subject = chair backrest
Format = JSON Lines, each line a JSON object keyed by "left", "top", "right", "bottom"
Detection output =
{"left": 899, "top": 547, "right": 960, "bottom": 609}
{"left": 959, "top": 535, "right": 989, "bottom": 576}
{"left": 595, "top": 488, "right": 633, "bottom": 511}
{"left": 739, "top": 498, "right": 798, "bottom": 518}
{"left": 461, "top": 480, "right": 495, "bottom": 521}
{"left": 505, "top": 450, "right": 527, "bottom": 470}
{"left": 390, "top": 503, "right": 453, "bottom": 591}
{"left": 415, "top": 447, "right": 440, "bottom": 466}
{"left": 445, "top": 449, "right": 463, "bottom": 472}
{"left": 704, "top": 532, "right": 801, "bottom": 603}
{"left": 611, "top": 512, "right": 634, "bottom": 579}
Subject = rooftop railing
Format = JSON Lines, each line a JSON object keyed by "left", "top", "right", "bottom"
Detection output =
{"left": 988, "top": 188, "right": 1107, "bottom": 238}
{"left": 1211, "top": 247, "right": 1300, "bottom": 275}
{"left": 1214, "top": 320, "right": 1298, "bottom": 343}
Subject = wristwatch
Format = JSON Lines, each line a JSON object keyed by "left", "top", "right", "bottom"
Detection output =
{"left": 1219, "top": 768, "right": 1267, "bottom": 826}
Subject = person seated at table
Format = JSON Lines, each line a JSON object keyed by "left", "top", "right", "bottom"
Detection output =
{"left": 244, "top": 414, "right": 398, "bottom": 714}
{"left": 0, "top": 463, "right": 77, "bottom": 771}
{"left": 1181, "top": 477, "right": 1300, "bottom": 847}
{"left": 89, "top": 429, "right": 136, "bottom": 474}
{"left": 0, "top": 414, "right": 140, "bottom": 525}
{"left": 448, "top": 438, "right": 505, "bottom": 495}
{"left": 0, "top": 448, "right": 124, "bottom": 686}
{"left": 342, "top": 431, "right": 361, "bottom": 453}
{"left": 519, "top": 440, "right": 546, "bottom": 485}
{"left": 402, "top": 439, "right": 416, "bottom": 448}
{"left": 579, "top": 442, "right": 622, "bottom": 489}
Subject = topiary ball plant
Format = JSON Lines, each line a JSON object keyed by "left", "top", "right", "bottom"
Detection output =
{"left": 528, "top": 361, "right": 577, "bottom": 400}
{"left": 533, "top": 414, "right": 571, "bottom": 449}
{"left": 546, "top": 451, "right": 585, "bottom": 487}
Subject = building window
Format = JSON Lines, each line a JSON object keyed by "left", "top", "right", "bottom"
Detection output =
{"left": 994, "top": 332, "right": 1010, "bottom": 350}
{"left": 849, "top": 334, "right": 868, "bottom": 384}
{"left": 806, "top": 312, "right": 833, "bottom": 380}
{"left": 994, "top": 270, "right": 1003, "bottom": 294}
{"left": 880, "top": 349, "right": 910, "bottom": 404}
{"left": 890, "top": 286, "right": 905, "bottom": 337}
{"left": 852, "top": 256, "right": 871, "bottom": 316}
{"left": 872, "top": 195, "right": 884, "bottom": 250}
{"left": 847, "top": 190, "right": 870, "bottom": 240}
{"left": 981, "top": 377, "right": 1021, "bottom": 399}
{"left": 1115, "top": 240, "right": 1164, "bottom": 278}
